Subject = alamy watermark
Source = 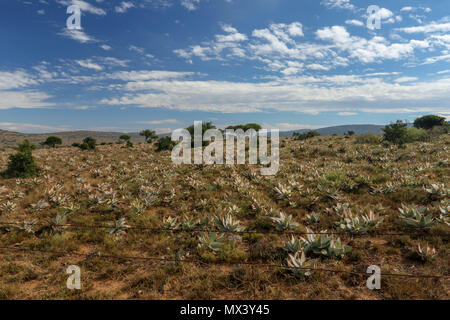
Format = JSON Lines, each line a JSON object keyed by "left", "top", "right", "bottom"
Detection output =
{"left": 171, "top": 121, "right": 280, "bottom": 176}
{"left": 66, "top": 265, "right": 81, "bottom": 290}
{"left": 366, "top": 5, "right": 382, "bottom": 30}
{"left": 66, "top": 5, "right": 82, "bottom": 30}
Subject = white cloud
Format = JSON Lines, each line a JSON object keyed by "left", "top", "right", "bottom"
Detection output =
{"left": 59, "top": 28, "right": 97, "bottom": 43}
{"left": 181, "top": 0, "right": 200, "bottom": 11}
{"left": 338, "top": 112, "right": 357, "bottom": 116}
{"left": 115, "top": 1, "right": 135, "bottom": 13}
{"left": 345, "top": 20, "right": 364, "bottom": 27}
{"left": 0, "top": 122, "right": 71, "bottom": 133}
{"left": 321, "top": 0, "right": 355, "bottom": 11}
{"left": 397, "top": 22, "right": 450, "bottom": 34}
{"left": 76, "top": 59, "right": 104, "bottom": 71}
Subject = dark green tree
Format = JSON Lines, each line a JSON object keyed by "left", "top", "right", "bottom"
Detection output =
{"left": 140, "top": 129, "right": 158, "bottom": 143}
{"left": 413, "top": 115, "right": 446, "bottom": 130}
{"left": 382, "top": 120, "right": 408, "bottom": 145}
{"left": 2, "top": 140, "right": 38, "bottom": 178}
{"left": 41, "top": 136, "right": 62, "bottom": 148}
{"left": 156, "top": 136, "right": 176, "bottom": 152}
{"left": 79, "top": 137, "right": 96, "bottom": 150}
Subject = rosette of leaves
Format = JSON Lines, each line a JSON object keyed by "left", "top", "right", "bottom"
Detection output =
{"left": 198, "top": 232, "right": 225, "bottom": 252}
{"left": 271, "top": 212, "right": 298, "bottom": 231}
{"left": 417, "top": 243, "right": 437, "bottom": 261}
{"left": 107, "top": 217, "right": 130, "bottom": 236}
{"left": 286, "top": 251, "right": 315, "bottom": 278}
{"left": 162, "top": 216, "right": 178, "bottom": 230}
{"left": 301, "top": 228, "right": 332, "bottom": 255}
{"left": 284, "top": 236, "right": 304, "bottom": 255}
{"left": 398, "top": 204, "right": 436, "bottom": 230}
{"left": 321, "top": 239, "right": 351, "bottom": 259}
{"left": 214, "top": 214, "right": 243, "bottom": 232}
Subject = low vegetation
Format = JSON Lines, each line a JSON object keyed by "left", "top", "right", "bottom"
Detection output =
{"left": 0, "top": 116, "right": 448, "bottom": 299}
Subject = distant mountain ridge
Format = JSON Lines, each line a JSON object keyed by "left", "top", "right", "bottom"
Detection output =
{"left": 280, "top": 124, "right": 384, "bottom": 137}
{"left": 0, "top": 124, "right": 385, "bottom": 148}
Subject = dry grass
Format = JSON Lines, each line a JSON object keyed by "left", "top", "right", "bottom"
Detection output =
{"left": 0, "top": 134, "right": 448, "bottom": 300}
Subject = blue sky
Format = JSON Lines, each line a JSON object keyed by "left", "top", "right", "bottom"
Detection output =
{"left": 0, "top": 0, "right": 449, "bottom": 133}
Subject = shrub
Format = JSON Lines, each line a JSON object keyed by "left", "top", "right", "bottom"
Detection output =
{"left": 139, "top": 129, "right": 158, "bottom": 143}
{"left": 119, "top": 134, "right": 130, "bottom": 142}
{"left": 78, "top": 137, "right": 96, "bottom": 150}
{"left": 293, "top": 130, "right": 319, "bottom": 141}
{"left": 382, "top": 120, "right": 408, "bottom": 145}
{"left": 41, "top": 136, "right": 62, "bottom": 148}
{"left": 355, "top": 133, "right": 381, "bottom": 144}
{"left": 414, "top": 115, "right": 446, "bottom": 130}
{"left": 2, "top": 140, "right": 38, "bottom": 178}
{"left": 156, "top": 136, "right": 176, "bottom": 152}
{"left": 405, "top": 127, "right": 429, "bottom": 143}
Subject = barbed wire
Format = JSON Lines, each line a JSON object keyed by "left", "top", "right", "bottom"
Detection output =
{"left": 0, "top": 245, "right": 447, "bottom": 279}
{"left": 0, "top": 220, "right": 448, "bottom": 237}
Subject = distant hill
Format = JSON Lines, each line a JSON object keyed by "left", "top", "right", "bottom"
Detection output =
{"left": 280, "top": 124, "right": 384, "bottom": 137}
{"left": 0, "top": 130, "right": 148, "bottom": 149}
{"left": 0, "top": 124, "right": 385, "bottom": 149}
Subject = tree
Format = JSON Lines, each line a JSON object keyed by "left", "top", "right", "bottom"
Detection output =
{"left": 41, "top": 136, "right": 62, "bottom": 148}
{"left": 413, "top": 115, "right": 446, "bottom": 130}
{"left": 347, "top": 130, "right": 355, "bottom": 136}
{"left": 293, "top": 130, "right": 319, "bottom": 141}
{"left": 226, "top": 123, "right": 262, "bottom": 131}
{"left": 140, "top": 129, "right": 158, "bottom": 143}
{"left": 79, "top": 137, "right": 96, "bottom": 150}
{"left": 156, "top": 136, "right": 176, "bottom": 152}
{"left": 2, "top": 140, "right": 38, "bottom": 178}
{"left": 382, "top": 120, "right": 408, "bottom": 145}
{"left": 119, "top": 134, "right": 131, "bottom": 143}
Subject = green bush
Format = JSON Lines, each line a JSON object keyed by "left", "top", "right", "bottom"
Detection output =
{"left": 140, "top": 129, "right": 158, "bottom": 143}
{"left": 78, "top": 137, "right": 96, "bottom": 150}
{"left": 156, "top": 136, "right": 176, "bottom": 152}
{"left": 2, "top": 140, "right": 38, "bottom": 178}
{"left": 405, "top": 127, "right": 429, "bottom": 143}
{"left": 382, "top": 120, "right": 408, "bottom": 145}
{"left": 293, "top": 131, "right": 319, "bottom": 141}
{"left": 41, "top": 136, "right": 62, "bottom": 148}
{"left": 355, "top": 133, "right": 381, "bottom": 144}
{"left": 414, "top": 115, "right": 446, "bottom": 130}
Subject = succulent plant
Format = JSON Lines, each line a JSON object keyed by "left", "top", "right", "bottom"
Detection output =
{"left": 214, "top": 214, "right": 243, "bottom": 232}
{"left": 198, "top": 232, "right": 225, "bottom": 251}
{"left": 286, "top": 251, "right": 315, "bottom": 277}
{"left": 107, "top": 217, "right": 130, "bottom": 236}
{"left": 305, "top": 212, "right": 321, "bottom": 225}
{"left": 398, "top": 204, "right": 436, "bottom": 230}
{"left": 301, "top": 228, "right": 332, "bottom": 255}
{"left": 274, "top": 183, "right": 293, "bottom": 200}
{"left": 162, "top": 216, "right": 178, "bottom": 230}
{"left": 321, "top": 238, "right": 351, "bottom": 259}
{"left": 0, "top": 201, "right": 16, "bottom": 213}
{"left": 271, "top": 212, "right": 298, "bottom": 231}
{"left": 425, "top": 183, "right": 448, "bottom": 200}
{"left": 284, "top": 236, "right": 304, "bottom": 255}
{"left": 181, "top": 215, "right": 199, "bottom": 231}
{"left": 416, "top": 243, "right": 437, "bottom": 261}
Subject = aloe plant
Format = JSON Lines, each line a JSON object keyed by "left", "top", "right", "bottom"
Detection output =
{"left": 274, "top": 183, "right": 292, "bottom": 200}
{"left": 286, "top": 251, "right": 315, "bottom": 277}
{"left": 398, "top": 204, "right": 436, "bottom": 230}
{"left": 271, "top": 212, "right": 298, "bottom": 231}
{"left": 107, "top": 217, "right": 130, "bottom": 236}
{"left": 417, "top": 243, "right": 437, "bottom": 261}
{"left": 305, "top": 212, "right": 321, "bottom": 225}
{"left": 321, "top": 238, "right": 351, "bottom": 259}
{"left": 162, "top": 216, "right": 178, "bottom": 230}
{"left": 284, "top": 236, "right": 304, "bottom": 255}
{"left": 198, "top": 232, "right": 225, "bottom": 251}
{"left": 301, "top": 228, "right": 332, "bottom": 255}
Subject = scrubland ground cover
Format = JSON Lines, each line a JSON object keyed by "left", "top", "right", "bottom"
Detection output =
{"left": 0, "top": 134, "right": 448, "bottom": 299}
